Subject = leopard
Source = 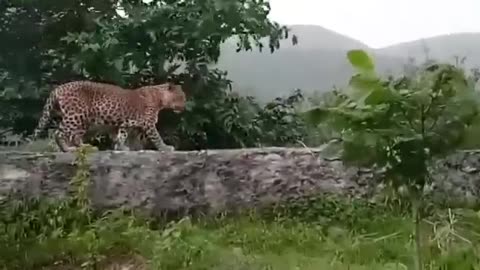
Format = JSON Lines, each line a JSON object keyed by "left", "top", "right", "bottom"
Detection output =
{"left": 31, "top": 80, "right": 186, "bottom": 152}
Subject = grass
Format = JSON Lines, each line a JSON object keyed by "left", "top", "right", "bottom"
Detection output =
{"left": 1, "top": 195, "right": 480, "bottom": 270}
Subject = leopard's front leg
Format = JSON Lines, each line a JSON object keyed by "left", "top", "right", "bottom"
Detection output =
{"left": 144, "top": 125, "right": 174, "bottom": 151}
{"left": 113, "top": 127, "right": 131, "bottom": 151}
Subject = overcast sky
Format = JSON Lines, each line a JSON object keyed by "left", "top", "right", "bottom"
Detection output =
{"left": 268, "top": 0, "right": 480, "bottom": 48}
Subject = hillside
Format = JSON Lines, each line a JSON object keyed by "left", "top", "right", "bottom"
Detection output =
{"left": 377, "top": 33, "right": 480, "bottom": 67}
{"left": 215, "top": 25, "right": 480, "bottom": 102}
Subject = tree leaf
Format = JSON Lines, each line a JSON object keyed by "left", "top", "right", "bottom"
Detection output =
{"left": 347, "top": 74, "right": 383, "bottom": 104}
{"left": 411, "top": 89, "right": 432, "bottom": 108}
{"left": 347, "top": 49, "right": 375, "bottom": 73}
{"left": 364, "top": 87, "right": 390, "bottom": 105}
{"left": 113, "top": 58, "right": 124, "bottom": 72}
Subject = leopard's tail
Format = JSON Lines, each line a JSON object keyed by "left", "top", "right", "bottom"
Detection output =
{"left": 31, "top": 89, "right": 58, "bottom": 140}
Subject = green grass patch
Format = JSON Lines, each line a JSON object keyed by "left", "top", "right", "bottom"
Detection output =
{"left": 1, "top": 196, "right": 480, "bottom": 270}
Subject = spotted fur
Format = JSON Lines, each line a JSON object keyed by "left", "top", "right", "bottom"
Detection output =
{"left": 32, "top": 80, "right": 186, "bottom": 152}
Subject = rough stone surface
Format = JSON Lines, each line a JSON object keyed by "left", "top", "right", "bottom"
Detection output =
{"left": 1, "top": 148, "right": 480, "bottom": 216}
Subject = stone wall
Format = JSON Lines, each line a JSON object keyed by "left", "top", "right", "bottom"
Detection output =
{"left": 0, "top": 148, "right": 480, "bottom": 217}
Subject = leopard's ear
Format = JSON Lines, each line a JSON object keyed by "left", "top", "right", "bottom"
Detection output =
{"left": 166, "top": 82, "right": 176, "bottom": 91}
{"left": 162, "top": 77, "right": 173, "bottom": 91}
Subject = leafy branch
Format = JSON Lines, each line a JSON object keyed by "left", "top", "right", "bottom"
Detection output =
{"left": 306, "top": 49, "right": 480, "bottom": 270}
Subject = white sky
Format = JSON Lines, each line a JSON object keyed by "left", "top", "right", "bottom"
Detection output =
{"left": 268, "top": 0, "right": 480, "bottom": 48}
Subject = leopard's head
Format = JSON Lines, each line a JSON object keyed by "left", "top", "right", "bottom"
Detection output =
{"left": 142, "top": 82, "right": 186, "bottom": 113}
{"left": 163, "top": 83, "right": 186, "bottom": 113}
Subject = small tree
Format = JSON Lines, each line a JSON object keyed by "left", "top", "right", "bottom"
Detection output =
{"left": 306, "top": 50, "right": 480, "bottom": 269}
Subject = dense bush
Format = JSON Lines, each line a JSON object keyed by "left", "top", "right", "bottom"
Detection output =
{"left": 156, "top": 75, "right": 309, "bottom": 150}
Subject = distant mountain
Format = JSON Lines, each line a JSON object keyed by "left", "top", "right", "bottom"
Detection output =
{"left": 213, "top": 25, "right": 480, "bottom": 102}
{"left": 377, "top": 33, "right": 480, "bottom": 68}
